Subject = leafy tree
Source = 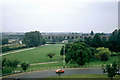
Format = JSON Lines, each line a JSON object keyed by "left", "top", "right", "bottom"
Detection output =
{"left": 65, "top": 42, "right": 92, "bottom": 66}
{"left": 2, "top": 46, "right": 10, "bottom": 52}
{"left": 2, "top": 38, "right": 9, "bottom": 45}
{"left": 109, "top": 29, "right": 118, "bottom": 42}
{"left": 102, "top": 62, "right": 119, "bottom": 80}
{"left": 6, "top": 60, "right": 19, "bottom": 70}
{"left": 96, "top": 47, "right": 111, "bottom": 61}
{"left": 117, "top": 29, "right": 120, "bottom": 45}
{"left": 92, "top": 34, "right": 102, "bottom": 48}
{"left": 90, "top": 31, "right": 94, "bottom": 35}
{"left": 2, "top": 58, "right": 7, "bottom": 70}
{"left": 23, "top": 31, "right": 46, "bottom": 47}
{"left": 84, "top": 37, "right": 93, "bottom": 46}
{"left": 60, "top": 46, "right": 64, "bottom": 56}
{"left": 73, "top": 37, "right": 83, "bottom": 43}
{"left": 47, "top": 53, "right": 55, "bottom": 61}
{"left": 21, "top": 62, "right": 29, "bottom": 71}
{"left": 108, "top": 29, "right": 120, "bottom": 52}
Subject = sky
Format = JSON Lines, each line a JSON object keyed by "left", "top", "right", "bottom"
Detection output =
{"left": 1, "top": 0, "right": 119, "bottom": 33}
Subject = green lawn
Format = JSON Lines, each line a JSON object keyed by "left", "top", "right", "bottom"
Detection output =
{"left": 2, "top": 44, "right": 119, "bottom": 71}
{"left": 49, "top": 74, "right": 120, "bottom": 80}
{"left": 3, "top": 44, "right": 64, "bottom": 64}
{"left": 50, "top": 74, "right": 108, "bottom": 78}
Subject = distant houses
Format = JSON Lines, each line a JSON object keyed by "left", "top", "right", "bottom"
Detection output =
{"left": 8, "top": 39, "right": 22, "bottom": 44}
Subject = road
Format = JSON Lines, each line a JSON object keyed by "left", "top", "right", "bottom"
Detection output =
{"left": 3, "top": 68, "right": 103, "bottom": 78}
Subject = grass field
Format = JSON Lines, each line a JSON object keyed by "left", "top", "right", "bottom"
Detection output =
{"left": 2, "top": 44, "right": 119, "bottom": 70}
{"left": 50, "top": 74, "right": 108, "bottom": 78}
{"left": 49, "top": 74, "right": 120, "bottom": 80}
{"left": 3, "top": 44, "right": 64, "bottom": 64}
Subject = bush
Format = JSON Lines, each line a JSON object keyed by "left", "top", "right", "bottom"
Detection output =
{"left": 2, "top": 46, "right": 10, "bottom": 52}
{"left": 21, "top": 62, "right": 29, "bottom": 71}
{"left": 96, "top": 47, "right": 111, "bottom": 61}
{"left": 111, "top": 52, "right": 120, "bottom": 56}
{"left": 2, "top": 45, "right": 27, "bottom": 52}
{"left": 2, "top": 67, "right": 12, "bottom": 75}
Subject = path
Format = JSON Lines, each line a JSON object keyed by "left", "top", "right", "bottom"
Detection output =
{"left": 0, "top": 47, "right": 35, "bottom": 56}
{"left": 30, "top": 61, "right": 62, "bottom": 65}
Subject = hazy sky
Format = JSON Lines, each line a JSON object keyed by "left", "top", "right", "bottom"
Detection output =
{"left": 1, "top": 0, "right": 119, "bottom": 33}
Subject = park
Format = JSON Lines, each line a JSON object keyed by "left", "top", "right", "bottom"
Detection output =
{"left": 1, "top": 29, "right": 120, "bottom": 80}
{"left": 1, "top": 0, "right": 120, "bottom": 80}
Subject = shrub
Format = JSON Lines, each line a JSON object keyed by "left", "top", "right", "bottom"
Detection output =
{"left": 2, "top": 67, "right": 12, "bottom": 75}
{"left": 21, "top": 62, "right": 29, "bottom": 71}
{"left": 96, "top": 47, "right": 111, "bottom": 61}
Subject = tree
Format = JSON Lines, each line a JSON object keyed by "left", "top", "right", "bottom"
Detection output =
{"left": 2, "top": 58, "right": 7, "bottom": 70}
{"left": 47, "top": 53, "right": 55, "bottom": 61}
{"left": 108, "top": 29, "right": 120, "bottom": 52}
{"left": 117, "top": 29, "right": 120, "bottom": 46}
{"left": 109, "top": 29, "right": 118, "bottom": 42}
{"left": 65, "top": 42, "right": 92, "bottom": 66}
{"left": 60, "top": 46, "right": 64, "bottom": 56}
{"left": 96, "top": 47, "right": 111, "bottom": 61}
{"left": 92, "top": 34, "right": 102, "bottom": 48}
{"left": 2, "top": 46, "right": 10, "bottom": 52}
{"left": 2, "top": 38, "right": 9, "bottom": 45}
{"left": 102, "top": 62, "right": 119, "bottom": 80}
{"left": 21, "top": 62, "right": 29, "bottom": 71}
{"left": 23, "top": 31, "right": 46, "bottom": 47}
{"left": 6, "top": 60, "right": 19, "bottom": 70}
{"left": 90, "top": 31, "right": 94, "bottom": 35}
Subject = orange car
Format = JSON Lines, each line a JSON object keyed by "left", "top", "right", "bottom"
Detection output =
{"left": 56, "top": 69, "right": 64, "bottom": 74}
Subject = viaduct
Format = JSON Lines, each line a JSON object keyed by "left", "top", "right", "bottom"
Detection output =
{"left": 43, "top": 34, "right": 110, "bottom": 41}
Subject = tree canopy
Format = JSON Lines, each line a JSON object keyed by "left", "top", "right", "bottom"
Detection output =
{"left": 23, "top": 31, "right": 46, "bottom": 47}
{"left": 90, "top": 31, "right": 94, "bottom": 35}
{"left": 65, "top": 42, "right": 92, "bottom": 66}
{"left": 96, "top": 47, "right": 111, "bottom": 61}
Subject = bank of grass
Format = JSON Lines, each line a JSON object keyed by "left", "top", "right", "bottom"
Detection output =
{"left": 49, "top": 74, "right": 120, "bottom": 80}
{"left": 50, "top": 74, "right": 108, "bottom": 78}
{"left": 3, "top": 44, "right": 64, "bottom": 64}
{"left": 24, "top": 56, "right": 118, "bottom": 71}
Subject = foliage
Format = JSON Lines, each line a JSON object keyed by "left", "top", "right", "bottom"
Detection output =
{"left": 21, "top": 62, "right": 29, "bottom": 71}
{"left": 102, "top": 62, "right": 119, "bottom": 80}
{"left": 96, "top": 47, "right": 111, "bottom": 61}
{"left": 73, "top": 37, "right": 83, "bottom": 43}
{"left": 2, "top": 67, "right": 12, "bottom": 75}
{"left": 2, "top": 58, "right": 7, "bottom": 70}
{"left": 90, "top": 31, "right": 94, "bottom": 35}
{"left": 60, "top": 46, "right": 64, "bottom": 56}
{"left": 92, "top": 34, "right": 102, "bottom": 48}
{"left": 65, "top": 42, "right": 92, "bottom": 66}
{"left": 47, "top": 53, "right": 55, "bottom": 61}
{"left": 2, "top": 46, "right": 10, "bottom": 52}
{"left": 6, "top": 60, "right": 19, "bottom": 70}
{"left": 2, "top": 44, "right": 27, "bottom": 52}
{"left": 23, "top": 31, "right": 46, "bottom": 47}
{"left": 2, "top": 38, "right": 9, "bottom": 45}
{"left": 108, "top": 29, "right": 120, "bottom": 52}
